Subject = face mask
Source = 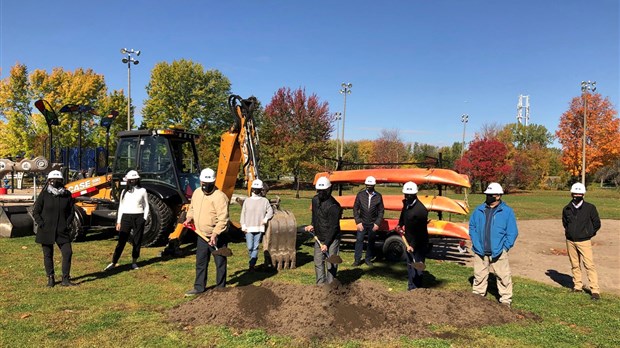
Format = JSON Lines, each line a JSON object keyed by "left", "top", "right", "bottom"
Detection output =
{"left": 572, "top": 195, "right": 584, "bottom": 203}
{"left": 50, "top": 180, "right": 63, "bottom": 188}
{"left": 201, "top": 182, "right": 215, "bottom": 194}
{"left": 366, "top": 186, "right": 375, "bottom": 193}
{"left": 317, "top": 190, "right": 330, "bottom": 202}
{"left": 485, "top": 195, "right": 498, "bottom": 205}
{"left": 405, "top": 194, "right": 416, "bottom": 204}
{"left": 252, "top": 188, "right": 263, "bottom": 196}
{"left": 127, "top": 180, "right": 138, "bottom": 188}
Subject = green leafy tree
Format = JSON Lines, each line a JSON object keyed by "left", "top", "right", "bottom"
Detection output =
{"left": 262, "top": 87, "right": 332, "bottom": 197}
{"left": 498, "top": 123, "right": 554, "bottom": 149}
{"left": 142, "top": 59, "right": 232, "bottom": 167}
{"left": 29, "top": 67, "right": 108, "bottom": 153}
{"left": 0, "top": 63, "right": 36, "bottom": 157}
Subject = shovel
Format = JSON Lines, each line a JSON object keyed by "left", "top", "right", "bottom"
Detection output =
{"left": 183, "top": 221, "right": 233, "bottom": 257}
{"left": 309, "top": 232, "right": 343, "bottom": 264}
{"left": 397, "top": 228, "right": 425, "bottom": 271}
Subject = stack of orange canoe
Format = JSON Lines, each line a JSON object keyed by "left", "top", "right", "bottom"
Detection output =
{"left": 314, "top": 168, "right": 471, "bottom": 240}
{"left": 340, "top": 218, "right": 470, "bottom": 240}
{"left": 334, "top": 195, "right": 469, "bottom": 215}
{"left": 314, "top": 168, "right": 471, "bottom": 188}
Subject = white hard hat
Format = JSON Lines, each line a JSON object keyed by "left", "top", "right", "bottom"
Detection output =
{"left": 251, "top": 179, "right": 264, "bottom": 189}
{"left": 365, "top": 176, "right": 376, "bottom": 185}
{"left": 47, "top": 170, "right": 63, "bottom": 180}
{"left": 570, "top": 182, "right": 586, "bottom": 194}
{"left": 315, "top": 176, "right": 331, "bottom": 190}
{"left": 200, "top": 168, "right": 216, "bottom": 183}
{"left": 126, "top": 170, "right": 140, "bottom": 180}
{"left": 402, "top": 181, "right": 418, "bottom": 194}
{"left": 484, "top": 182, "right": 504, "bottom": 195}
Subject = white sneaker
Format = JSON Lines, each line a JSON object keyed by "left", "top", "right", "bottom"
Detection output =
{"left": 131, "top": 263, "right": 139, "bottom": 270}
{"left": 104, "top": 263, "right": 116, "bottom": 271}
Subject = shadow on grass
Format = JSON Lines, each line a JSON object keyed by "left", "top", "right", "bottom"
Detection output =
{"left": 545, "top": 269, "right": 574, "bottom": 289}
{"left": 71, "top": 242, "right": 197, "bottom": 285}
{"left": 337, "top": 262, "right": 444, "bottom": 289}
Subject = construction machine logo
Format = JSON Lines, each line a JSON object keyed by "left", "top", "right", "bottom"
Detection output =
{"left": 67, "top": 177, "right": 104, "bottom": 193}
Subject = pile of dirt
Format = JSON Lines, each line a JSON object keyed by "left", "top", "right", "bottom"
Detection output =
{"left": 167, "top": 280, "right": 539, "bottom": 341}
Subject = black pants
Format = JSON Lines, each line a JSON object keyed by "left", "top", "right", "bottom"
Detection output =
{"left": 112, "top": 214, "right": 145, "bottom": 263}
{"left": 42, "top": 242, "right": 72, "bottom": 276}
{"left": 193, "top": 235, "right": 227, "bottom": 292}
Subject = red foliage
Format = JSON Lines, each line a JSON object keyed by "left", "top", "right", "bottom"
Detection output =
{"left": 455, "top": 138, "right": 512, "bottom": 190}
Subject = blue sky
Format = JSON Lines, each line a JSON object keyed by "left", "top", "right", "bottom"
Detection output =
{"left": 1, "top": 1, "right": 618, "bottom": 148}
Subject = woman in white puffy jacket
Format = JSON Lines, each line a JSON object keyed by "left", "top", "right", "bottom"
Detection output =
{"left": 104, "top": 170, "right": 149, "bottom": 271}
{"left": 240, "top": 179, "right": 274, "bottom": 271}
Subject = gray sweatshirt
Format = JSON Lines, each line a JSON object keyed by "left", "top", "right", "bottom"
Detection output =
{"left": 240, "top": 194, "right": 274, "bottom": 233}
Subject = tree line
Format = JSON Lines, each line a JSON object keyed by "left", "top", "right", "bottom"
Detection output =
{"left": 1, "top": 60, "right": 619, "bottom": 192}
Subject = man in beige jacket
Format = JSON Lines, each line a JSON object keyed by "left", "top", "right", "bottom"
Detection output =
{"left": 184, "top": 168, "right": 230, "bottom": 296}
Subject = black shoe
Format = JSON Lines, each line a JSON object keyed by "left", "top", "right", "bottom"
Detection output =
{"left": 365, "top": 260, "right": 374, "bottom": 267}
{"left": 61, "top": 275, "right": 77, "bottom": 287}
{"left": 352, "top": 260, "right": 362, "bottom": 267}
{"left": 591, "top": 293, "right": 601, "bottom": 300}
{"left": 47, "top": 275, "right": 55, "bottom": 288}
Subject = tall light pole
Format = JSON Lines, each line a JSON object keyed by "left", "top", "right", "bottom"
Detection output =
{"left": 334, "top": 112, "right": 342, "bottom": 158}
{"left": 461, "top": 114, "right": 469, "bottom": 158}
{"left": 580, "top": 80, "right": 596, "bottom": 184}
{"left": 121, "top": 48, "right": 140, "bottom": 131}
{"left": 339, "top": 83, "right": 352, "bottom": 158}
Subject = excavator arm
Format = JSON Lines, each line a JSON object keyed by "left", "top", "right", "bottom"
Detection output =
{"left": 164, "top": 95, "right": 297, "bottom": 269}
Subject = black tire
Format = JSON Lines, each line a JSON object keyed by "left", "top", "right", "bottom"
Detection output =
{"left": 142, "top": 194, "right": 174, "bottom": 247}
{"left": 69, "top": 211, "right": 84, "bottom": 242}
{"left": 382, "top": 234, "right": 406, "bottom": 262}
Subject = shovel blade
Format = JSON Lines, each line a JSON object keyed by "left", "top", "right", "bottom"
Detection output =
{"left": 326, "top": 254, "right": 343, "bottom": 264}
{"left": 413, "top": 262, "right": 426, "bottom": 271}
{"left": 212, "top": 247, "right": 233, "bottom": 257}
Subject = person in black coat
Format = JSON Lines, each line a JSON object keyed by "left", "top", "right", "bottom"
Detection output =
{"left": 352, "top": 175, "right": 384, "bottom": 267}
{"left": 305, "top": 177, "right": 342, "bottom": 284}
{"left": 32, "top": 170, "right": 76, "bottom": 287}
{"left": 397, "top": 181, "right": 429, "bottom": 290}
{"left": 562, "top": 182, "right": 602, "bottom": 300}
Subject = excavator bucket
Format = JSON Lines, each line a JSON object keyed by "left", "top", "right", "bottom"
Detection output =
{"left": 0, "top": 205, "right": 34, "bottom": 238}
{"left": 263, "top": 209, "right": 297, "bottom": 270}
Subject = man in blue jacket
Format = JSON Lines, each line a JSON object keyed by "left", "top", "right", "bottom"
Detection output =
{"left": 469, "top": 182, "right": 518, "bottom": 307}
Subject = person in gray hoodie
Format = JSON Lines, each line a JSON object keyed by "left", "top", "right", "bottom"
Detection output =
{"left": 240, "top": 179, "right": 274, "bottom": 271}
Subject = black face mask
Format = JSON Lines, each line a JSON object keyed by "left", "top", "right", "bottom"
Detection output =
{"left": 127, "top": 180, "right": 138, "bottom": 189}
{"left": 201, "top": 182, "right": 215, "bottom": 194}
{"left": 572, "top": 195, "right": 584, "bottom": 203}
{"left": 405, "top": 194, "right": 417, "bottom": 205}
{"left": 50, "top": 180, "right": 63, "bottom": 188}
{"left": 317, "top": 190, "right": 330, "bottom": 202}
{"left": 485, "top": 195, "right": 498, "bottom": 206}
{"left": 366, "top": 186, "right": 375, "bottom": 193}
{"left": 251, "top": 188, "right": 263, "bottom": 196}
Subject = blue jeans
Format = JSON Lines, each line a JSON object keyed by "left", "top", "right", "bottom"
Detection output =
{"left": 354, "top": 223, "right": 376, "bottom": 263}
{"left": 245, "top": 232, "right": 262, "bottom": 267}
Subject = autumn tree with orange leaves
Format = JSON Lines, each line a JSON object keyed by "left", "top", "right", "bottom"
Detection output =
{"left": 556, "top": 93, "right": 620, "bottom": 181}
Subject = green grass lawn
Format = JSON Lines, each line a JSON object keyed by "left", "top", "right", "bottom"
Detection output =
{"left": 1, "top": 189, "right": 619, "bottom": 347}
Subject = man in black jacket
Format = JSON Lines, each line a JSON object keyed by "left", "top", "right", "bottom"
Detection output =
{"left": 305, "top": 176, "right": 342, "bottom": 284}
{"left": 562, "top": 182, "right": 602, "bottom": 300}
{"left": 32, "top": 170, "right": 77, "bottom": 287}
{"left": 352, "top": 176, "right": 384, "bottom": 267}
{"left": 397, "top": 181, "right": 429, "bottom": 290}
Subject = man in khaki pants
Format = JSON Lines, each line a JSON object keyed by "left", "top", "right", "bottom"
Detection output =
{"left": 469, "top": 183, "right": 519, "bottom": 307}
{"left": 562, "top": 183, "right": 602, "bottom": 300}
